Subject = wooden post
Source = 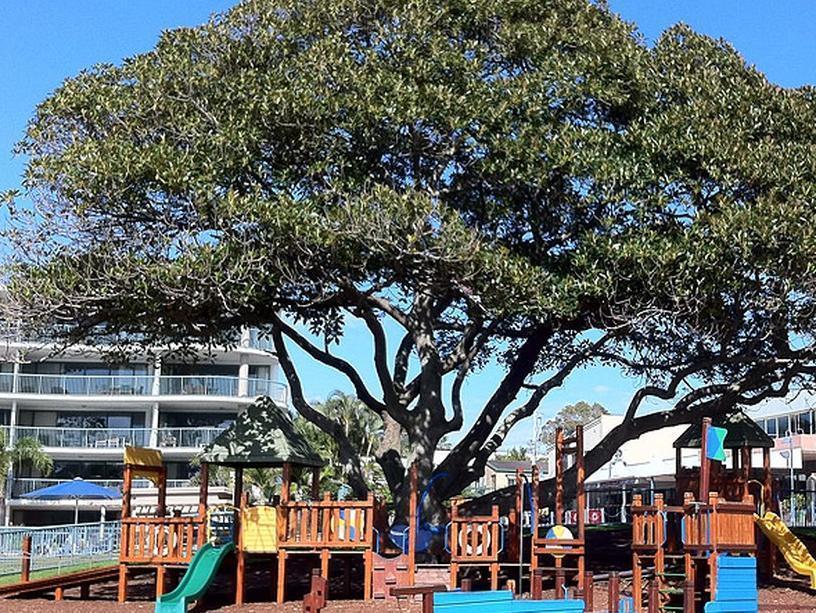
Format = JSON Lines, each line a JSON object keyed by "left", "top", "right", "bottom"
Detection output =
{"left": 530, "top": 462, "right": 539, "bottom": 574}
{"left": 609, "top": 571, "right": 620, "bottom": 613}
{"left": 531, "top": 569, "right": 543, "bottom": 600}
{"left": 741, "top": 447, "right": 751, "bottom": 501}
{"left": 461, "top": 578, "right": 472, "bottom": 592}
{"left": 281, "top": 462, "right": 291, "bottom": 503}
{"left": 407, "top": 464, "right": 418, "bottom": 586}
{"left": 157, "top": 466, "right": 167, "bottom": 518}
{"left": 683, "top": 580, "right": 695, "bottom": 613}
{"left": 55, "top": 586, "right": 64, "bottom": 601}
{"left": 575, "top": 425, "right": 585, "bottom": 591}
{"left": 117, "top": 565, "right": 128, "bottom": 603}
{"left": 555, "top": 428, "right": 564, "bottom": 524}
{"left": 583, "top": 572, "right": 594, "bottom": 612}
{"left": 763, "top": 445, "right": 776, "bottom": 576}
{"left": 647, "top": 580, "right": 659, "bottom": 613}
{"left": 156, "top": 565, "right": 166, "bottom": 598}
{"left": 699, "top": 418, "right": 712, "bottom": 503}
{"left": 364, "top": 491, "right": 374, "bottom": 599}
{"left": 198, "top": 462, "right": 210, "bottom": 519}
{"left": 236, "top": 489, "right": 246, "bottom": 606}
{"left": 119, "top": 463, "right": 132, "bottom": 603}
{"left": 20, "top": 535, "right": 31, "bottom": 583}
{"left": 554, "top": 568, "right": 565, "bottom": 599}
{"left": 676, "top": 446, "right": 683, "bottom": 476}
{"left": 311, "top": 466, "right": 320, "bottom": 500}
{"left": 276, "top": 551, "right": 287, "bottom": 604}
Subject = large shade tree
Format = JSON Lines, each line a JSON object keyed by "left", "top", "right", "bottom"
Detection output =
{"left": 5, "top": 0, "right": 816, "bottom": 511}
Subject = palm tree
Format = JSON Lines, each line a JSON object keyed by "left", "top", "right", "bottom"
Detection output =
{"left": 0, "top": 431, "right": 54, "bottom": 524}
{"left": 319, "top": 391, "right": 383, "bottom": 459}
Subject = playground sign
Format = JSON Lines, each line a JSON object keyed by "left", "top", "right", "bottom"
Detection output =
{"left": 706, "top": 426, "right": 728, "bottom": 462}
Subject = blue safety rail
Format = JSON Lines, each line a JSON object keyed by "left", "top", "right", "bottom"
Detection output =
{"left": 434, "top": 590, "right": 585, "bottom": 612}
{"left": 703, "top": 555, "right": 758, "bottom": 613}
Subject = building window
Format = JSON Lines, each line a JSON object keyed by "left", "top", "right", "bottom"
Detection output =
{"left": 778, "top": 415, "right": 790, "bottom": 436}
{"left": 799, "top": 411, "right": 813, "bottom": 435}
{"left": 765, "top": 418, "right": 777, "bottom": 437}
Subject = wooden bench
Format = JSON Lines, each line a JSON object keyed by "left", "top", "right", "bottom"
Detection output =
{"left": 704, "top": 555, "right": 758, "bottom": 613}
{"left": 391, "top": 584, "right": 448, "bottom": 613}
{"left": 434, "top": 590, "right": 585, "bottom": 612}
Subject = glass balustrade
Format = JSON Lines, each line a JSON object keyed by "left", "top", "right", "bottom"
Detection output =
{"left": 16, "top": 427, "right": 150, "bottom": 448}
{"left": 2, "top": 373, "right": 288, "bottom": 399}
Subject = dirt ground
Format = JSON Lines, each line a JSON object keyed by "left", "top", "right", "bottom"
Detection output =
{"left": 0, "top": 579, "right": 812, "bottom": 612}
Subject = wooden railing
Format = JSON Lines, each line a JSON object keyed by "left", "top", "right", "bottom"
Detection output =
{"left": 119, "top": 516, "right": 205, "bottom": 564}
{"left": 278, "top": 493, "right": 374, "bottom": 550}
{"left": 631, "top": 494, "right": 665, "bottom": 550}
{"left": 449, "top": 503, "right": 501, "bottom": 563}
{"left": 681, "top": 493, "right": 756, "bottom": 552}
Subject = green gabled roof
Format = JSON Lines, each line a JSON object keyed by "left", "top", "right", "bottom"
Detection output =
{"left": 673, "top": 411, "right": 774, "bottom": 449}
{"left": 200, "top": 398, "right": 324, "bottom": 468}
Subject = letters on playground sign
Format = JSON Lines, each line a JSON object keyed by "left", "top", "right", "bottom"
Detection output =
{"left": 564, "top": 509, "right": 605, "bottom": 525}
{"left": 706, "top": 426, "right": 728, "bottom": 463}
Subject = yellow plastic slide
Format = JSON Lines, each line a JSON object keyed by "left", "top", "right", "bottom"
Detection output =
{"left": 755, "top": 511, "right": 816, "bottom": 588}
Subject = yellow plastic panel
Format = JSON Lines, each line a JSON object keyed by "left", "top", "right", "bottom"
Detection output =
{"left": 241, "top": 506, "right": 278, "bottom": 553}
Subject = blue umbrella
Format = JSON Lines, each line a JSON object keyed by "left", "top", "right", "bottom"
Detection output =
{"left": 22, "top": 477, "right": 121, "bottom": 523}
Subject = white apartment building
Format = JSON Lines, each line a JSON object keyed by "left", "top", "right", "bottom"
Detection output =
{"left": 0, "top": 328, "right": 286, "bottom": 525}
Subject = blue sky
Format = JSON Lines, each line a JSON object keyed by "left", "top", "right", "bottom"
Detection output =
{"left": 1, "top": 1, "right": 812, "bottom": 448}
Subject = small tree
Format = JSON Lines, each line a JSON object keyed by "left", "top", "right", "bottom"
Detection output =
{"left": 540, "top": 402, "right": 609, "bottom": 445}
{"left": 497, "top": 447, "right": 529, "bottom": 462}
{"left": 0, "top": 433, "right": 54, "bottom": 524}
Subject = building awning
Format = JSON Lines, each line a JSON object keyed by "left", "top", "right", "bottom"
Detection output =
{"left": 200, "top": 399, "right": 324, "bottom": 468}
{"left": 673, "top": 411, "right": 774, "bottom": 449}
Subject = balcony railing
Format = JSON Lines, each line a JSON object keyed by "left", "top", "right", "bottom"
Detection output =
{"left": 156, "top": 427, "right": 226, "bottom": 448}
{"left": 11, "top": 477, "right": 192, "bottom": 498}
{"left": 17, "top": 427, "right": 149, "bottom": 449}
{"left": 159, "top": 375, "right": 239, "bottom": 396}
{"left": 247, "top": 377, "right": 288, "bottom": 402}
{"left": 15, "top": 374, "right": 153, "bottom": 396}
{"left": 0, "top": 373, "right": 287, "bottom": 401}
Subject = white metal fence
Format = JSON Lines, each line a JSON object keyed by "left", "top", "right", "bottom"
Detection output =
{"left": 0, "top": 521, "right": 120, "bottom": 580}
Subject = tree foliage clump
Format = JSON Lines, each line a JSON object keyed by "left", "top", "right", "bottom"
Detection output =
{"left": 5, "top": 0, "right": 816, "bottom": 507}
{"left": 540, "top": 401, "right": 609, "bottom": 445}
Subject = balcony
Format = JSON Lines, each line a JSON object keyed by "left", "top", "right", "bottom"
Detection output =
{"left": 17, "top": 427, "right": 150, "bottom": 449}
{"left": 156, "top": 427, "right": 226, "bottom": 448}
{"left": 1, "top": 373, "right": 287, "bottom": 402}
{"left": 159, "top": 375, "right": 238, "bottom": 396}
{"left": 16, "top": 373, "right": 153, "bottom": 395}
{"left": 11, "top": 478, "right": 192, "bottom": 498}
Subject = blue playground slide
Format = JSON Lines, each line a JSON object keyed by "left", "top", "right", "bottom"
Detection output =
{"left": 155, "top": 542, "right": 235, "bottom": 613}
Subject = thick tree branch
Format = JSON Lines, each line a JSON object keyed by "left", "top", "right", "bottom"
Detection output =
{"left": 271, "top": 316, "right": 390, "bottom": 418}
{"left": 270, "top": 326, "right": 369, "bottom": 497}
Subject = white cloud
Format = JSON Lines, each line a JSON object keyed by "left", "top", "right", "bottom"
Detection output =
{"left": 593, "top": 385, "right": 611, "bottom": 394}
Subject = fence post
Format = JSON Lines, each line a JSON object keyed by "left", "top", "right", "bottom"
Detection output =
{"left": 21, "top": 535, "right": 31, "bottom": 583}
{"left": 647, "top": 580, "right": 659, "bottom": 613}
{"left": 531, "top": 569, "right": 543, "bottom": 600}
{"left": 554, "top": 568, "right": 565, "bottom": 599}
{"left": 583, "top": 572, "right": 594, "bottom": 612}
{"left": 683, "top": 580, "right": 695, "bottom": 613}
{"left": 609, "top": 571, "right": 620, "bottom": 613}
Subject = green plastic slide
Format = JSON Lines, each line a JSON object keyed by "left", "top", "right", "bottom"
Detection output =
{"left": 155, "top": 542, "right": 235, "bottom": 613}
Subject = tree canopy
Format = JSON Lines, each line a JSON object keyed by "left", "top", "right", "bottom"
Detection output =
{"left": 540, "top": 401, "right": 608, "bottom": 445}
{"left": 5, "top": 0, "right": 816, "bottom": 507}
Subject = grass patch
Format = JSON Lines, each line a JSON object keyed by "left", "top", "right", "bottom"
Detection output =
{"left": 0, "top": 558, "right": 115, "bottom": 586}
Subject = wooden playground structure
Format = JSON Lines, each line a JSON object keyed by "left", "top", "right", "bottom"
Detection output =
{"left": 106, "top": 406, "right": 777, "bottom": 612}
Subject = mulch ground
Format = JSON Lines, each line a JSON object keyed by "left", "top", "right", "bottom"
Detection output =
{"left": 0, "top": 583, "right": 813, "bottom": 612}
